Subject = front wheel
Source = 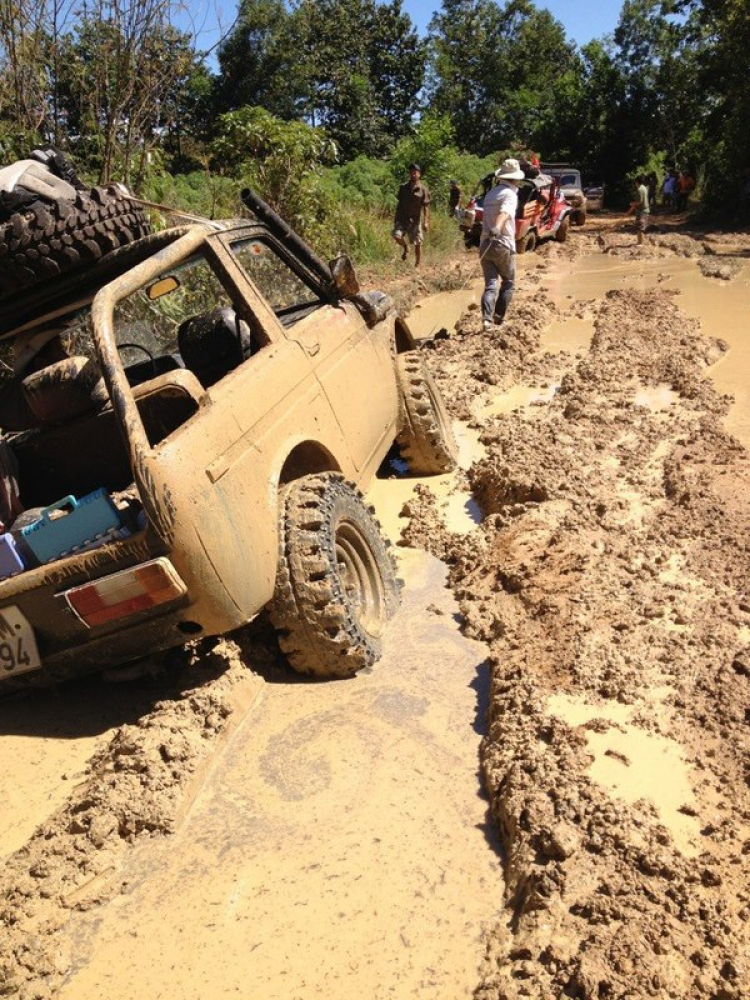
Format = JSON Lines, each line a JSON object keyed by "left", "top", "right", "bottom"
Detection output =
{"left": 517, "top": 231, "right": 536, "bottom": 254}
{"left": 396, "top": 352, "right": 459, "bottom": 474}
{"left": 268, "top": 473, "right": 401, "bottom": 679}
{"left": 555, "top": 217, "right": 570, "bottom": 243}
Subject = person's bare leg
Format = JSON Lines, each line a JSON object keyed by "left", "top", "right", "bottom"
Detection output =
{"left": 415, "top": 243, "right": 421, "bottom": 267}
{"left": 394, "top": 235, "right": 408, "bottom": 261}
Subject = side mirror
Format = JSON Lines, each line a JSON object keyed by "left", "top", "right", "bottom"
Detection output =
{"left": 329, "top": 255, "right": 360, "bottom": 298}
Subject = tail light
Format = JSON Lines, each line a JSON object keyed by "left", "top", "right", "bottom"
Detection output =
{"left": 64, "top": 558, "right": 186, "bottom": 628}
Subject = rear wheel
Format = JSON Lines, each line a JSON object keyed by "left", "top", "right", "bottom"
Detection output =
{"left": 269, "top": 473, "right": 401, "bottom": 679}
{"left": 396, "top": 352, "right": 458, "bottom": 474}
{"left": 555, "top": 217, "right": 570, "bottom": 243}
{"left": 573, "top": 208, "right": 587, "bottom": 226}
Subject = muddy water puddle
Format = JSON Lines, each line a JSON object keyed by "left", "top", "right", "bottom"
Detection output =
{"left": 368, "top": 421, "right": 485, "bottom": 540}
{"left": 542, "top": 252, "right": 750, "bottom": 447}
{"left": 407, "top": 281, "right": 482, "bottom": 339}
{"left": 476, "top": 382, "right": 559, "bottom": 420}
{"left": 547, "top": 693, "right": 702, "bottom": 856}
{"left": 540, "top": 315, "right": 594, "bottom": 354}
{"left": 59, "top": 547, "right": 502, "bottom": 1000}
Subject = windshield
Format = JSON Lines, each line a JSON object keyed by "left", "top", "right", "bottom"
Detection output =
{"left": 553, "top": 172, "right": 581, "bottom": 187}
{"left": 231, "top": 238, "right": 323, "bottom": 320}
{"left": 113, "top": 253, "right": 231, "bottom": 363}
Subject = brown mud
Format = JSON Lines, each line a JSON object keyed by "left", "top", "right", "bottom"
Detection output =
{"left": 1, "top": 218, "right": 749, "bottom": 999}
{"left": 404, "top": 223, "right": 750, "bottom": 999}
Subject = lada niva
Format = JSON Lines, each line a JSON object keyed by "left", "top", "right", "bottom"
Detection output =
{"left": 0, "top": 184, "right": 457, "bottom": 691}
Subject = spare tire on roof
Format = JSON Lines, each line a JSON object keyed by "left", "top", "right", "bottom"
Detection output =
{"left": 0, "top": 151, "right": 150, "bottom": 299}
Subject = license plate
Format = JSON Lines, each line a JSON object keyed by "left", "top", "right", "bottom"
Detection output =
{"left": 0, "top": 606, "right": 41, "bottom": 677}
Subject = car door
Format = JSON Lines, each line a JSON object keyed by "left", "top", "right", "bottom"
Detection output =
{"left": 226, "top": 235, "right": 398, "bottom": 476}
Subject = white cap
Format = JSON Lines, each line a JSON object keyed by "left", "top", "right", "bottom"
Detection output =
{"left": 495, "top": 158, "right": 525, "bottom": 181}
{"left": 13, "top": 328, "right": 64, "bottom": 375}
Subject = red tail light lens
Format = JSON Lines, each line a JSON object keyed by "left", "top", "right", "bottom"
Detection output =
{"left": 64, "top": 558, "right": 186, "bottom": 628}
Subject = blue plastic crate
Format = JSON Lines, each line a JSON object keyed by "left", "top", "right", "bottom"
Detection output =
{"left": 21, "top": 489, "right": 122, "bottom": 565}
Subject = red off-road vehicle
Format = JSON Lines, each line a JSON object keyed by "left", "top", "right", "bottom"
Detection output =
{"left": 458, "top": 172, "right": 573, "bottom": 253}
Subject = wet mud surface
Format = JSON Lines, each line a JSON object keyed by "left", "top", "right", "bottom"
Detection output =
{"left": 1, "top": 218, "right": 749, "bottom": 998}
{"left": 405, "top": 223, "right": 750, "bottom": 999}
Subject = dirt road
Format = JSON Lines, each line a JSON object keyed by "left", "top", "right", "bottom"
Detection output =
{"left": 1, "top": 218, "right": 748, "bottom": 999}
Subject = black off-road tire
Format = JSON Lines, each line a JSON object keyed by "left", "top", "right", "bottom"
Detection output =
{"left": 555, "top": 217, "right": 570, "bottom": 243}
{"left": 268, "top": 473, "right": 401, "bottom": 679}
{"left": 396, "top": 351, "right": 459, "bottom": 474}
{"left": 516, "top": 231, "right": 536, "bottom": 254}
{"left": 573, "top": 208, "right": 587, "bottom": 226}
{"left": 0, "top": 185, "right": 150, "bottom": 297}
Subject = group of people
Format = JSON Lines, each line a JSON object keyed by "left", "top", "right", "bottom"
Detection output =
{"left": 625, "top": 167, "right": 697, "bottom": 244}
{"left": 660, "top": 169, "right": 695, "bottom": 212}
{"left": 392, "top": 157, "right": 699, "bottom": 330}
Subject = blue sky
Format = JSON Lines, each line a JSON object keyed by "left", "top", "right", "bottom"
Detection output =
{"left": 399, "top": 1, "right": 621, "bottom": 45}
{"left": 193, "top": 1, "right": 624, "bottom": 61}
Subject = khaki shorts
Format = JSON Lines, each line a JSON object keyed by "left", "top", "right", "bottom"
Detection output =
{"left": 393, "top": 218, "right": 423, "bottom": 245}
{"left": 635, "top": 210, "right": 650, "bottom": 231}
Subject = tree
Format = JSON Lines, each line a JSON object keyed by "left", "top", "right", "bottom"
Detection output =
{"left": 213, "top": 0, "right": 301, "bottom": 120}
{"left": 427, "top": 0, "right": 577, "bottom": 154}
{"left": 674, "top": 0, "right": 750, "bottom": 209}
{"left": 211, "top": 105, "right": 337, "bottom": 240}
{"left": 56, "top": 2, "right": 200, "bottom": 185}
{"left": 213, "top": 0, "right": 425, "bottom": 159}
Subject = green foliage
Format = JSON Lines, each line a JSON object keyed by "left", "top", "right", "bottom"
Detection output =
{"left": 427, "top": 0, "right": 578, "bottom": 155}
{"left": 141, "top": 170, "right": 242, "bottom": 223}
{"left": 212, "top": 0, "right": 425, "bottom": 160}
{"left": 212, "top": 106, "right": 340, "bottom": 249}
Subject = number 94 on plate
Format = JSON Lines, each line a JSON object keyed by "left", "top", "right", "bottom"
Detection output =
{"left": 0, "top": 606, "right": 42, "bottom": 677}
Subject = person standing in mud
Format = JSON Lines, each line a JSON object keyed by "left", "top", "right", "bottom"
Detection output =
{"left": 479, "top": 157, "right": 525, "bottom": 331}
{"left": 662, "top": 170, "right": 678, "bottom": 212}
{"left": 393, "top": 163, "right": 430, "bottom": 268}
{"left": 677, "top": 169, "right": 695, "bottom": 211}
{"left": 627, "top": 175, "right": 650, "bottom": 245}
{"left": 448, "top": 179, "right": 462, "bottom": 216}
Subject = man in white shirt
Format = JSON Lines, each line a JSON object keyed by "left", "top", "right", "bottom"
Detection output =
{"left": 480, "top": 157, "right": 525, "bottom": 330}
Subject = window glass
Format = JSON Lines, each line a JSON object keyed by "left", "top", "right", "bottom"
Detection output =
{"left": 114, "top": 253, "right": 230, "bottom": 362}
{"left": 231, "top": 239, "right": 322, "bottom": 317}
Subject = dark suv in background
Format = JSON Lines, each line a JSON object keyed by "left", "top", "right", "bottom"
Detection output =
{"left": 541, "top": 164, "right": 604, "bottom": 224}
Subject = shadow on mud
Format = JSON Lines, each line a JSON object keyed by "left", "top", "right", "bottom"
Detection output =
{"left": 0, "top": 669, "right": 188, "bottom": 739}
{"left": 0, "top": 633, "right": 260, "bottom": 738}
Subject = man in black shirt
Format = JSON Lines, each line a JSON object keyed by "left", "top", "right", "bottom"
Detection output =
{"left": 393, "top": 163, "right": 431, "bottom": 267}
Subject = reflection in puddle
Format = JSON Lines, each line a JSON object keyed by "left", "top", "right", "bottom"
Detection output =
{"left": 445, "top": 492, "right": 482, "bottom": 535}
{"left": 547, "top": 693, "right": 701, "bottom": 856}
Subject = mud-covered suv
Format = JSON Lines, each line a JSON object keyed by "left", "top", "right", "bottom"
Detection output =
{"left": 0, "top": 187, "right": 457, "bottom": 692}
{"left": 541, "top": 164, "right": 587, "bottom": 226}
